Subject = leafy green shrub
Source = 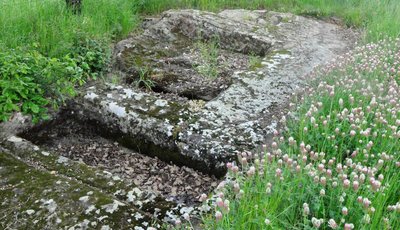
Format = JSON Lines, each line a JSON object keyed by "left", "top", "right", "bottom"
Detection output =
{"left": 71, "top": 34, "right": 111, "bottom": 80}
{"left": 0, "top": 71, "right": 48, "bottom": 123}
{"left": 0, "top": 47, "right": 84, "bottom": 123}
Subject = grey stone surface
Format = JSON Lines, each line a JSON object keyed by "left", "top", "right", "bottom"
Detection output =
{"left": 0, "top": 114, "right": 194, "bottom": 228}
{"left": 75, "top": 10, "right": 358, "bottom": 176}
{"left": 0, "top": 147, "right": 159, "bottom": 229}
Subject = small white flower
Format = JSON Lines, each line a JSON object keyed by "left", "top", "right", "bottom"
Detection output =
{"left": 311, "top": 217, "right": 323, "bottom": 228}
{"left": 362, "top": 214, "right": 371, "bottom": 224}
{"left": 328, "top": 219, "right": 338, "bottom": 229}
{"left": 264, "top": 218, "right": 271, "bottom": 225}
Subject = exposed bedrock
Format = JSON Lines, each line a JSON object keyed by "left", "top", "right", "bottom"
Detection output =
{"left": 73, "top": 9, "right": 357, "bottom": 177}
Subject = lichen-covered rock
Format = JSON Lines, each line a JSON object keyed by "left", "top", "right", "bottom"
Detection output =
{"left": 0, "top": 151, "right": 158, "bottom": 229}
{"left": 17, "top": 114, "right": 218, "bottom": 205}
{"left": 0, "top": 115, "right": 186, "bottom": 228}
{"left": 114, "top": 10, "right": 275, "bottom": 101}
{"left": 71, "top": 84, "right": 222, "bottom": 174}
{"left": 78, "top": 9, "right": 358, "bottom": 176}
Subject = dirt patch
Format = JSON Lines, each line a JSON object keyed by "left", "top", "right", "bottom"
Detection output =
{"left": 19, "top": 116, "right": 219, "bottom": 205}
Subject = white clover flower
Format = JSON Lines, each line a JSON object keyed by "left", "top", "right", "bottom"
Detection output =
{"left": 264, "top": 218, "right": 271, "bottom": 225}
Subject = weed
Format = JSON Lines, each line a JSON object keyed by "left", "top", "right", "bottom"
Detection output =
{"left": 135, "top": 67, "right": 155, "bottom": 91}
{"left": 71, "top": 33, "right": 110, "bottom": 80}
{"left": 249, "top": 53, "right": 263, "bottom": 70}
{"left": 281, "top": 16, "right": 292, "bottom": 23}
{"left": 0, "top": 35, "right": 108, "bottom": 122}
{"left": 194, "top": 38, "right": 220, "bottom": 79}
{"left": 107, "top": 74, "right": 122, "bottom": 85}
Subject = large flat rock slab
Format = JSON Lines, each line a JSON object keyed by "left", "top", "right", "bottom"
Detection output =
{"left": 74, "top": 9, "right": 357, "bottom": 176}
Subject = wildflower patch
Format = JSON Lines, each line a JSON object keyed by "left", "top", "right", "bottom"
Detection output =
{"left": 203, "top": 38, "right": 400, "bottom": 229}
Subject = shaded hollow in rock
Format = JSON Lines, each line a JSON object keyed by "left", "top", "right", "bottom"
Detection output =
{"left": 115, "top": 10, "right": 265, "bottom": 101}
{"left": 19, "top": 109, "right": 219, "bottom": 205}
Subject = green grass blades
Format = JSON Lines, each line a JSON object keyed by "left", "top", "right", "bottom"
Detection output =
{"left": 0, "top": 0, "right": 137, "bottom": 57}
{"left": 0, "top": 0, "right": 127, "bottom": 122}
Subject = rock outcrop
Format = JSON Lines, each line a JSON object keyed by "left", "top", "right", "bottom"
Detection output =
{"left": 75, "top": 10, "right": 357, "bottom": 176}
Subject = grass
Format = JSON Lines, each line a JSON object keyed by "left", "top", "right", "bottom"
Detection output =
{"left": 0, "top": 0, "right": 137, "bottom": 57}
{"left": 249, "top": 54, "right": 263, "bottom": 71}
{"left": 135, "top": 67, "right": 156, "bottom": 90}
{"left": 0, "top": 0, "right": 137, "bottom": 122}
{"left": 194, "top": 38, "right": 221, "bottom": 79}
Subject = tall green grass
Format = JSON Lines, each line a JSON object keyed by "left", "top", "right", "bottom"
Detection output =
{"left": 0, "top": 0, "right": 137, "bottom": 56}
{"left": 0, "top": 0, "right": 137, "bottom": 121}
{"left": 138, "top": 0, "right": 400, "bottom": 42}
